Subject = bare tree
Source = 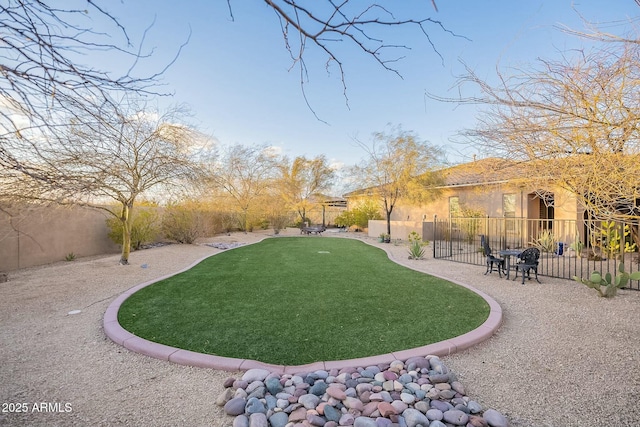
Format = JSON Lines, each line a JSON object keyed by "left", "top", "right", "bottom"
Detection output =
{"left": 429, "top": 36, "right": 640, "bottom": 246}
{"left": 277, "top": 155, "right": 336, "bottom": 225}
{"left": 228, "top": 1, "right": 456, "bottom": 116}
{"left": 213, "top": 144, "right": 279, "bottom": 232}
{"left": 7, "top": 101, "right": 209, "bottom": 264}
{"left": 0, "top": 0, "right": 186, "bottom": 183}
{"left": 352, "top": 127, "right": 443, "bottom": 237}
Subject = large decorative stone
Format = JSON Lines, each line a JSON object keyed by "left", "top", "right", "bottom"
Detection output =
{"left": 442, "top": 409, "right": 469, "bottom": 426}
{"left": 242, "top": 369, "right": 270, "bottom": 383}
{"left": 483, "top": 409, "right": 509, "bottom": 427}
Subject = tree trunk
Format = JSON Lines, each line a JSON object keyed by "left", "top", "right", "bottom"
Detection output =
{"left": 119, "top": 203, "right": 132, "bottom": 265}
{"left": 386, "top": 210, "right": 392, "bottom": 236}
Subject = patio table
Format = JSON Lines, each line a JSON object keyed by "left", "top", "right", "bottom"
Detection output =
{"left": 498, "top": 249, "right": 523, "bottom": 280}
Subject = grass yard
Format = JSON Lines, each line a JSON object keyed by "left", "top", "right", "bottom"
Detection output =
{"left": 118, "top": 237, "right": 489, "bottom": 365}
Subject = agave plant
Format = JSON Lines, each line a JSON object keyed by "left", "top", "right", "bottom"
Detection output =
{"left": 573, "top": 262, "right": 640, "bottom": 298}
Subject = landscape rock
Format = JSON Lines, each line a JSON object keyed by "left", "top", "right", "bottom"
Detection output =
{"left": 268, "top": 412, "right": 289, "bottom": 427}
{"left": 242, "top": 369, "right": 270, "bottom": 383}
{"left": 402, "top": 408, "right": 430, "bottom": 427}
{"left": 483, "top": 409, "right": 509, "bottom": 427}
{"left": 218, "top": 358, "right": 510, "bottom": 427}
{"left": 233, "top": 415, "right": 249, "bottom": 427}
{"left": 248, "top": 412, "right": 268, "bottom": 427}
{"left": 442, "top": 409, "right": 468, "bottom": 425}
{"left": 224, "top": 397, "right": 247, "bottom": 416}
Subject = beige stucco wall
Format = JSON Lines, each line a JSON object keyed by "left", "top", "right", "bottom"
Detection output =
{"left": 360, "top": 182, "right": 583, "bottom": 247}
{"left": 367, "top": 220, "right": 424, "bottom": 240}
{"left": 0, "top": 204, "right": 120, "bottom": 271}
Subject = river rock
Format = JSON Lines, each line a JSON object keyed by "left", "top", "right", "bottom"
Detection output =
{"left": 299, "top": 393, "right": 320, "bottom": 409}
{"left": 233, "top": 415, "right": 249, "bottom": 427}
{"left": 224, "top": 397, "right": 247, "bottom": 416}
{"left": 323, "top": 404, "right": 342, "bottom": 422}
{"left": 242, "top": 369, "right": 270, "bottom": 383}
{"left": 327, "top": 386, "right": 347, "bottom": 400}
{"left": 377, "top": 402, "right": 396, "bottom": 417}
{"left": 442, "top": 409, "right": 468, "bottom": 425}
{"left": 339, "top": 413, "right": 355, "bottom": 426}
{"left": 216, "top": 387, "right": 235, "bottom": 406}
{"left": 310, "top": 381, "right": 329, "bottom": 396}
{"left": 354, "top": 416, "right": 378, "bottom": 427}
{"left": 248, "top": 412, "right": 268, "bottom": 427}
{"left": 467, "top": 401, "right": 483, "bottom": 414}
{"left": 289, "top": 407, "right": 307, "bottom": 422}
{"left": 265, "top": 377, "right": 283, "bottom": 395}
{"left": 425, "top": 408, "right": 443, "bottom": 421}
{"left": 402, "top": 408, "right": 429, "bottom": 427}
{"left": 483, "top": 409, "right": 508, "bottom": 427}
{"left": 468, "top": 415, "right": 489, "bottom": 427}
{"left": 245, "top": 397, "right": 267, "bottom": 415}
{"left": 307, "top": 413, "right": 327, "bottom": 426}
{"left": 268, "top": 412, "right": 289, "bottom": 427}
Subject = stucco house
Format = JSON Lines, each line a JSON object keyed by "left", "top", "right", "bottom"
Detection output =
{"left": 346, "top": 158, "right": 584, "bottom": 247}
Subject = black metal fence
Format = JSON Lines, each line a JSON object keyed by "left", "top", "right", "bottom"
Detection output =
{"left": 432, "top": 216, "right": 640, "bottom": 290}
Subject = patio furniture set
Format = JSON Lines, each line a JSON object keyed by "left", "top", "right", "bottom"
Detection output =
{"left": 482, "top": 237, "right": 541, "bottom": 285}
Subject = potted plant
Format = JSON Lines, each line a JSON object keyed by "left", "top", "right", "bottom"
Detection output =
{"left": 383, "top": 233, "right": 391, "bottom": 243}
{"left": 378, "top": 233, "right": 385, "bottom": 243}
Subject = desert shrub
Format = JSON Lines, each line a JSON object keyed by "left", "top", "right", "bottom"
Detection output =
{"left": 599, "top": 221, "right": 637, "bottom": 259}
{"left": 335, "top": 201, "right": 383, "bottom": 229}
{"left": 407, "top": 231, "right": 429, "bottom": 259}
{"left": 106, "top": 208, "right": 160, "bottom": 250}
{"left": 459, "top": 206, "right": 485, "bottom": 244}
{"left": 161, "top": 204, "right": 211, "bottom": 244}
{"left": 531, "top": 230, "right": 556, "bottom": 253}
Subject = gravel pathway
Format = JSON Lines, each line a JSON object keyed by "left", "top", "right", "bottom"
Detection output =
{"left": 1, "top": 230, "right": 639, "bottom": 427}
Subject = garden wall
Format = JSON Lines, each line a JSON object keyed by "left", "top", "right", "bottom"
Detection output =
{"left": 0, "top": 204, "right": 120, "bottom": 271}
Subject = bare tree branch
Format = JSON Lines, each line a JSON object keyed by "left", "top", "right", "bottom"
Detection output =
{"left": 227, "top": 1, "right": 463, "bottom": 116}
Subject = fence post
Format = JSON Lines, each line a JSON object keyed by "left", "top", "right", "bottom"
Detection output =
{"left": 433, "top": 214, "right": 437, "bottom": 258}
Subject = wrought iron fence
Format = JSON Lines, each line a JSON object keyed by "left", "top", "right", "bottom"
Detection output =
{"left": 431, "top": 216, "right": 640, "bottom": 291}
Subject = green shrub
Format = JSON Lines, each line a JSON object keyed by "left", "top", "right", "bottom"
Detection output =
{"left": 407, "top": 231, "right": 429, "bottom": 260}
{"left": 65, "top": 252, "right": 76, "bottom": 261}
{"left": 569, "top": 232, "right": 584, "bottom": 257}
{"left": 334, "top": 201, "right": 383, "bottom": 229}
{"left": 106, "top": 208, "right": 160, "bottom": 250}
{"left": 459, "top": 206, "right": 485, "bottom": 244}
{"left": 599, "top": 221, "right": 637, "bottom": 259}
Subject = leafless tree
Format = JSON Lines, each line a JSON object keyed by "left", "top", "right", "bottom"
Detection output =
{"left": 212, "top": 144, "right": 280, "bottom": 232}
{"left": 429, "top": 32, "right": 640, "bottom": 247}
{"left": 5, "top": 100, "right": 211, "bottom": 264}
{"left": 229, "top": 1, "right": 456, "bottom": 117}
{"left": 0, "top": 0, "right": 187, "bottom": 183}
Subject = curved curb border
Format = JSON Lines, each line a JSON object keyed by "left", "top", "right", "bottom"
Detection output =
{"left": 103, "top": 236, "right": 502, "bottom": 374}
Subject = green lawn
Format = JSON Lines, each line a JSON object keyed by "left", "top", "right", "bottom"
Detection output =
{"left": 118, "top": 237, "right": 489, "bottom": 365}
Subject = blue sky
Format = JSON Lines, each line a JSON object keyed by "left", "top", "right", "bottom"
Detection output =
{"left": 96, "top": 1, "right": 639, "bottom": 169}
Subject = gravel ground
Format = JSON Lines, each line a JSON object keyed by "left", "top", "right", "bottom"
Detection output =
{"left": 1, "top": 230, "right": 639, "bottom": 427}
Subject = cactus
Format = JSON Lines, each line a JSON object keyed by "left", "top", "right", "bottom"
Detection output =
{"left": 573, "top": 262, "right": 640, "bottom": 298}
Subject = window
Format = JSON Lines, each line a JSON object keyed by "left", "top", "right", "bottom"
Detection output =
{"left": 503, "top": 194, "right": 516, "bottom": 217}
{"left": 503, "top": 193, "right": 516, "bottom": 232}
{"left": 449, "top": 196, "right": 460, "bottom": 217}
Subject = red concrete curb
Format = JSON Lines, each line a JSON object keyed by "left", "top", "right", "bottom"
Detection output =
{"left": 103, "top": 236, "right": 503, "bottom": 374}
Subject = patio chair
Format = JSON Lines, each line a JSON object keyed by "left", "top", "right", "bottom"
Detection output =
{"left": 513, "top": 247, "right": 541, "bottom": 285}
{"left": 482, "top": 239, "right": 505, "bottom": 278}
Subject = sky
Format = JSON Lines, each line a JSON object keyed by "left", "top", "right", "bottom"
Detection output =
{"left": 88, "top": 1, "right": 640, "bottom": 170}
